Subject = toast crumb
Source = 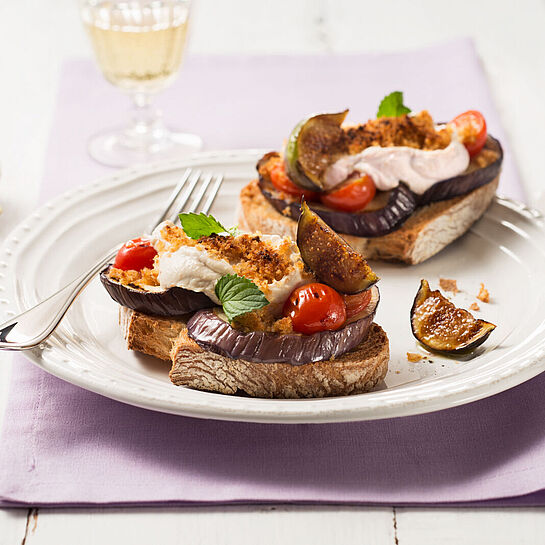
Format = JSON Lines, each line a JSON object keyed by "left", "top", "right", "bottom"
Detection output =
{"left": 439, "top": 278, "right": 459, "bottom": 294}
{"left": 407, "top": 352, "right": 424, "bottom": 363}
{"left": 469, "top": 302, "right": 480, "bottom": 311}
{"left": 477, "top": 283, "right": 490, "bottom": 303}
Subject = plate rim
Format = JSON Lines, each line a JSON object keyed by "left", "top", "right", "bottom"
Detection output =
{"left": 2, "top": 149, "right": 545, "bottom": 424}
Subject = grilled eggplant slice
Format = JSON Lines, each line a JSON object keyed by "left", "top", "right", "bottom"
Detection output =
{"left": 187, "top": 291, "right": 377, "bottom": 365}
{"left": 285, "top": 111, "right": 348, "bottom": 191}
{"left": 296, "top": 200, "right": 379, "bottom": 294}
{"left": 100, "top": 266, "right": 214, "bottom": 317}
{"left": 411, "top": 279, "right": 496, "bottom": 354}
{"left": 258, "top": 160, "right": 417, "bottom": 237}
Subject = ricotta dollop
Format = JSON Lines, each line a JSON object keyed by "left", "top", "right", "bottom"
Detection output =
{"left": 323, "top": 131, "right": 470, "bottom": 194}
{"left": 151, "top": 223, "right": 308, "bottom": 305}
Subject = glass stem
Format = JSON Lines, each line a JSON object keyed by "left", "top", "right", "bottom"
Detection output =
{"left": 129, "top": 92, "right": 164, "bottom": 138}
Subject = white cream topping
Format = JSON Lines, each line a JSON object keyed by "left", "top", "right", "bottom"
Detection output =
{"left": 151, "top": 222, "right": 307, "bottom": 305}
{"left": 323, "top": 130, "right": 470, "bottom": 195}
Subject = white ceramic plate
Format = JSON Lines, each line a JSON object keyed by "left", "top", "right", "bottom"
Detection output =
{"left": 3, "top": 150, "right": 545, "bottom": 423}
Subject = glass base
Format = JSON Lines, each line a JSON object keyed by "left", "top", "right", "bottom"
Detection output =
{"left": 88, "top": 124, "right": 203, "bottom": 168}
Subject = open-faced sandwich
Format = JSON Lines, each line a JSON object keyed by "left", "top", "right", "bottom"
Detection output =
{"left": 100, "top": 207, "right": 389, "bottom": 398}
{"left": 239, "top": 92, "right": 503, "bottom": 264}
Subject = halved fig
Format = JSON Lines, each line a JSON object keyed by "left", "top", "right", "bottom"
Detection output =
{"left": 100, "top": 266, "right": 214, "bottom": 317}
{"left": 411, "top": 279, "right": 496, "bottom": 354}
{"left": 285, "top": 110, "right": 348, "bottom": 191}
{"left": 296, "top": 200, "right": 379, "bottom": 294}
{"left": 418, "top": 135, "right": 503, "bottom": 204}
{"left": 187, "top": 293, "right": 377, "bottom": 365}
{"left": 258, "top": 157, "right": 417, "bottom": 237}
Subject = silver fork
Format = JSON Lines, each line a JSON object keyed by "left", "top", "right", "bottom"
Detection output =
{"left": 0, "top": 169, "right": 224, "bottom": 350}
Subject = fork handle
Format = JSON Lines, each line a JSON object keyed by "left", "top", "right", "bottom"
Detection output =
{"left": 0, "top": 248, "right": 119, "bottom": 350}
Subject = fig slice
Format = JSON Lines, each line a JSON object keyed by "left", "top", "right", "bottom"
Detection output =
{"left": 296, "top": 200, "right": 379, "bottom": 294}
{"left": 285, "top": 110, "right": 348, "bottom": 191}
{"left": 411, "top": 279, "right": 496, "bottom": 354}
{"left": 100, "top": 266, "right": 214, "bottom": 317}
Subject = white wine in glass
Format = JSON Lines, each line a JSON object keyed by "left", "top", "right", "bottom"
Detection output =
{"left": 82, "top": 0, "right": 202, "bottom": 167}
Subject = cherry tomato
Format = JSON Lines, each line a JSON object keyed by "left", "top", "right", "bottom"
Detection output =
{"left": 283, "top": 283, "right": 347, "bottom": 335}
{"left": 269, "top": 162, "right": 319, "bottom": 201}
{"left": 320, "top": 175, "right": 376, "bottom": 212}
{"left": 343, "top": 289, "right": 372, "bottom": 321}
{"left": 451, "top": 110, "right": 487, "bottom": 158}
{"left": 114, "top": 238, "right": 158, "bottom": 271}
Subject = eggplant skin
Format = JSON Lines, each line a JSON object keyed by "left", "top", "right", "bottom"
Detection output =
{"left": 418, "top": 135, "right": 503, "bottom": 204}
{"left": 410, "top": 279, "right": 496, "bottom": 354}
{"left": 100, "top": 267, "right": 214, "bottom": 317}
{"left": 258, "top": 158, "right": 417, "bottom": 238}
{"left": 187, "top": 303, "right": 377, "bottom": 365}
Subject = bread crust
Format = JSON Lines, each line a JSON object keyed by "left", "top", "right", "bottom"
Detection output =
{"left": 238, "top": 177, "right": 499, "bottom": 264}
{"left": 119, "top": 306, "right": 389, "bottom": 399}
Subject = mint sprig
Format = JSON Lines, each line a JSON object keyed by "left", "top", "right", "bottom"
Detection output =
{"left": 178, "top": 212, "right": 239, "bottom": 240}
{"left": 215, "top": 274, "right": 269, "bottom": 322}
{"left": 377, "top": 91, "right": 411, "bottom": 118}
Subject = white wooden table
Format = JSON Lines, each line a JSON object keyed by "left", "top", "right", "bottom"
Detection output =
{"left": 1, "top": 0, "right": 545, "bottom": 542}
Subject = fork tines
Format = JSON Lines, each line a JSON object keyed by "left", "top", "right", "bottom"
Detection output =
{"left": 149, "top": 169, "right": 224, "bottom": 232}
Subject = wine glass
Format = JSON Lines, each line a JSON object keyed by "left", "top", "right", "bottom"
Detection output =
{"left": 81, "top": 0, "right": 202, "bottom": 167}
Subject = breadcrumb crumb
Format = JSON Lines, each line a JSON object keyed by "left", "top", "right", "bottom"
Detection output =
{"left": 407, "top": 352, "right": 424, "bottom": 363}
{"left": 477, "top": 283, "right": 490, "bottom": 303}
{"left": 439, "top": 278, "right": 459, "bottom": 294}
{"left": 469, "top": 302, "right": 480, "bottom": 312}
{"left": 234, "top": 306, "right": 293, "bottom": 334}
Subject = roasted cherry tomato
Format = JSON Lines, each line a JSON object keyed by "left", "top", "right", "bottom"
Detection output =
{"left": 270, "top": 162, "right": 319, "bottom": 200}
{"left": 343, "top": 289, "right": 372, "bottom": 321}
{"left": 451, "top": 110, "right": 487, "bottom": 158}
{"left": 283, "top": 282, "right": 347, "bottom": 335}
{"left": 320, "top": 175, "right": 376, "bottom": 212}
{"left": 114, "top": 237, "right": 158, "bottom": 271}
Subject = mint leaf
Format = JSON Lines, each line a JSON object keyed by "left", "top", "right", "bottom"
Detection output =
{"left": 215, "top": 274, "right": 269, "bottom": 322}
{"left": 178, "top": 212, "right": 228, "bottom": 240}
{"left": 228, "top": 225, "right": 242, "bottom": 237}
{"left": 377, "top": 91, "right": 411, "bottom": 118}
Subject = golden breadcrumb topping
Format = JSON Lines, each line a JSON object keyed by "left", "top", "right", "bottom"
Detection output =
{"left": 108, "top": 266, "right": 158, "bottom": 288}
{"left": 201, "top": 233, "right": 298, "bottom": 283}
{"left": 471, "top": 148, "right": 498, "bottom": 168}
{"left": 234, "top": 306, "right": 294, "bottom": 334}
{"left": 344, "top": 111, "right": 452, "bottom": 153}
{"left": 154, "top": 222, "right": 197, "bottom": 253}
{"left": 477, "top": 283, "right": 490, "bottom": 303}
{"left": 153, "top": 223, "right": 307, "bottom": 296}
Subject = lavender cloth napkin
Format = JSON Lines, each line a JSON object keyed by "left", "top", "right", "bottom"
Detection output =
{"left": 1, "top": 39, "right": 541, "bottom": 507}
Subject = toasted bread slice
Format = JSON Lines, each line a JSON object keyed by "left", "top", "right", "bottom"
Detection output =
{"left": 119, "top": 306, "right": 389, "bottom": 399}
{"left": 238, "top": 177, "right": 499, "bottom": 265}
